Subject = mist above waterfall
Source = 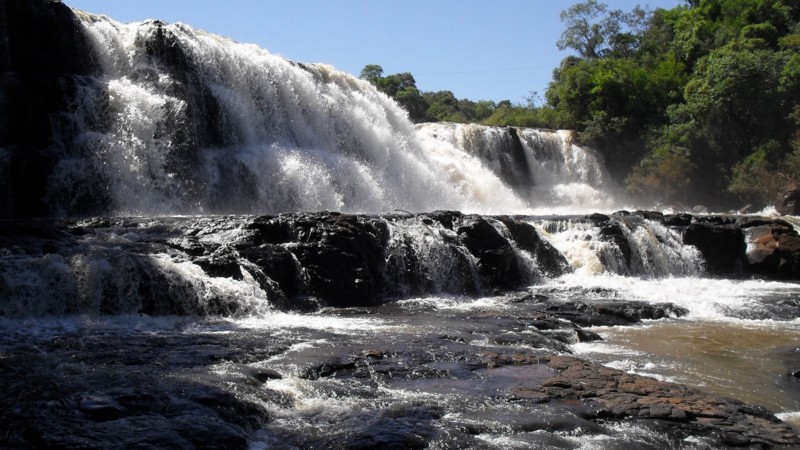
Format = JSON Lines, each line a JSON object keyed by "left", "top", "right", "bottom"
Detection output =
{"left": 34, "top": 12, "right": 617, "bottom": 217}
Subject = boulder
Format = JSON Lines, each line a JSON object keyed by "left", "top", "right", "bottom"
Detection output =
{"left": 776, "top": 182, "right": 800, "bottom": 216}
{"left": 497, "top": 217, "right": 571, "bottom": 278}
{"left": 683, "top": 223, "right": 746, "bottom": 275}
{"left": 458, "top": 218, "right": 524, "bottom": 289}
{"left": 744, "top": 222, "right": 800, "bottom": 279}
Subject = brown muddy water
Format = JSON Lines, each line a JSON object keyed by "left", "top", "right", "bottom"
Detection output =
{"left": 575, "top": 320, "right": 800, "bottom": 428}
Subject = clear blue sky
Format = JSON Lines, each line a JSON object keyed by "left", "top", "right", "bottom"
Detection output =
{"left": 63, "top": 0, "right": 685, "bottom": 104}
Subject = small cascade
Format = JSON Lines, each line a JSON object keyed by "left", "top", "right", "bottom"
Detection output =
{"left": 0, "top": 213, "right": 574, "bottom": 316}
{"left": 532, "top": 216, "right": 704, "bottom": 277}
{"left": 417, "top": 123, "right": 616, "bottom": 212}
{"left": 384, "top": 218, "right": 482, "bottom": 297}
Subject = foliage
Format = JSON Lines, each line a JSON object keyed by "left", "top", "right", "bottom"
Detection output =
{"left": 360, "top": 65, "right": 554, "bottom": 127}
{"left": 546, "top": 0, "right": 800, "bottom": 208}
{"left": 359, "top": 0, "right": 800, "bottom": 209}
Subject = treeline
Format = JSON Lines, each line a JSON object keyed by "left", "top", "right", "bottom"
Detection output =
{"left": 546, "top": 0, "right": 800, "bottom": 208}
{"left": 358, "top": 65, "right": 557, "bottom": 128}
{"left": 366, "top": 0, "right": 800, "bottom": 209}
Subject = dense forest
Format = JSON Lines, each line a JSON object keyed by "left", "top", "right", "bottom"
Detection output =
{"left": 363, "top": 0, "right": 800, "bottom": 209}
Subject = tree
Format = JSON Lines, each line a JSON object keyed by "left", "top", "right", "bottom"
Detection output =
{"left": 359, "top": 64, "right": 383, "bottom": 83}
{"left": 557, "top": 1, "right": 652, "bottom": 58}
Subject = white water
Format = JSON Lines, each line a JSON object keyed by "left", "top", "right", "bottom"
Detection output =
{"left": 40, "top": 13, "right": 623, "bottom": 216}
{"left": 418, "top": 123, "right": 616, "bottom": 214}
{"left": 532, "top": 217, "right": 703, "bottom": 277}
{"left": 61, "top": 15, "right": 529, "bottom": 215}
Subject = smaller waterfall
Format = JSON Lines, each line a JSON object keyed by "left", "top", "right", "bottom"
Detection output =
{"left": 417, "top": 123, "right": 617, "bottom": 213}
{"left": 532, "top": 216, "right": 704, "bottom": 277}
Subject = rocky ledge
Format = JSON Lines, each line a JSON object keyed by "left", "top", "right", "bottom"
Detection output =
{"left": 2, "top": 211, "right": 799, "bottom": 316}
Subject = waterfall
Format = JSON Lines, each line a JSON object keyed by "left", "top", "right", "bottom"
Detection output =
{"left": 1, "top": 9, "right": 627, "bottom": 218}
{"left": 417, "top": 123, "right": 616, "bottom": 213}
{"left": 40, "top": 14, "right": 536, "bottom": 216}
{"left": 532, "top": 216, "right": 704, "bottom": 277}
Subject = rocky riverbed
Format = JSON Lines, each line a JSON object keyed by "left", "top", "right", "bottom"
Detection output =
{"left": 1, "top": 211, "right": 799, "bottom": 448}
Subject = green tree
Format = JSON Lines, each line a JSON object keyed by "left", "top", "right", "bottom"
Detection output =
{"left": 359, "top": 64, "right": 384, "bottom": 83}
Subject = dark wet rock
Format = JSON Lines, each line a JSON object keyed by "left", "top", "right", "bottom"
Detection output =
{"left": 493, "top": 331, "right": 571, "bottom": 353}
{"left": 683, "top": 223, "right": 746, "bottom": 275}
{"left": 195, "top": 247, "right": 243, "bottom": 279}
{"left": 300, "top": 357, "right": 358, "bottom": 380}
{"left": 497, "top": 217, "right": 571, "bottom": 278}
{"left": 539, "top": 300, "right": 689, "bottom": 327}
{"left": 663, "top": 213, "right": 693, "bottom": 227}
{"left": 78, "top": 394, "right": 128, "bottom": 421}
{"left": 458, "top": 217, "right": 525, "bottom": 289}
{"left": 585, "top": 213, "right": 611, "bottom": 225}
{"left": 237, "top": 243, "right": 302, "bottom": 297}
{"left": 635, "top": 210, "right": 664, "bottom": 222}
{"left": 692, "top": 215, "right": 737, "bottom": 226}
{"left": 251, "top": 369, "right": 283, "bottom": 383}
{"left": 248, "top": 213, "right": 390, "bottom": 307}
{"left": 339, "top": 404, "right": 441, "bottom": 450}
{"left": 598, "top": 221, "right": 632, "bottom": 270}
{"left": 424, "top": 210, "right": 463, "bottom": 230}
{"left": 540, "top": 355, "right": 800, "bottom": 448}
{"left": 776, "top": 182, "right": 800, "bottom": 216}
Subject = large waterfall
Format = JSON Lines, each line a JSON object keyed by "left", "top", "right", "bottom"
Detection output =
{"left": 29, "top": 12, "right": 613, "bottom": 217}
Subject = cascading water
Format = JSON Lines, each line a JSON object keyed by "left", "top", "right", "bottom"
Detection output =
{"left": 532, "top": 216, "right": 703, "bottom": 277}
{"left": 44, "top": 13, "right": 539, "bottom": 216}
{"left": 417, "top": 122, "right": 615, "bottom": 213}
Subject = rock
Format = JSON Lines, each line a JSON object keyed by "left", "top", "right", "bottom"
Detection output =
{"left": 250, "top": 214, "right": 389, "bottom": 307}
{"left": 78, "top": 395, "right": 128, "bottom": 421}
{"left": 251, "top": 369, "right": 283, "bottom": 383}
{"left": 663, "top": 213, "right": 693, "bottom": 227}
{"left": 1, "top": 0, "right": 102, "bottom": 218}
{"left": 776, "top": 182, "right": 800, "bottom": 216}
{"left": 236, "top": 243, "right": 301, "bottom": 297}
{"left": 539, "top": 300, "right": 688, "bottom": 327}
{"left": 635, "top": 210, "right": 664, "bottom": 222}
{"left": 497, "top": 217, "right": 571, "bottom": 278}
{"left": 585, "top": 213, "right": 611, "bottom": 225}
{"left": 458, "top": 217, "right": 525, "bottom": 289}
{"left": 425, "top": 210, "right": 463, "bottom": 230}
{"left": 598, "top": 221, "right": 632, "bottom": 271}
{"left": 743, "top": 221, "right": 800, "bottom": 279}
{"left": 540, "top": 356, "right": 799, "bottom": 448}
{"left": 195, "top": 247, "right": 243, "bottom": 279}
{"left": 683, "top": 223, "right": 746, "bottom": 275}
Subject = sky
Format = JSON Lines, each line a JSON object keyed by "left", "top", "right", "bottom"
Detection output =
{"left": 63, "top": 0, "right": 686, "bottom": 104}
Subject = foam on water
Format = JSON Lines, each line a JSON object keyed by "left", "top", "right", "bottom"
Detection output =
{"left": 543, "top": 274, "right": 800, "bottom": 323}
